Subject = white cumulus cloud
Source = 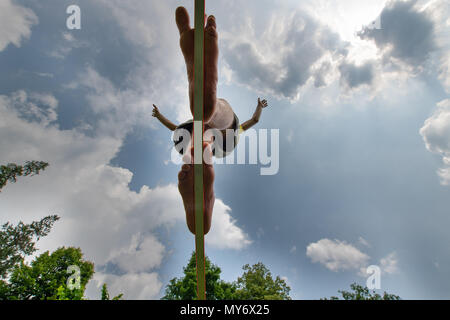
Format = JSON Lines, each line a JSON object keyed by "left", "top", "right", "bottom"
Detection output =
{"left": 306, "top": 238, "right": 370, "bottom": 272}
{"left": 0, "top": 0, "right": 38, "bottom": 51}
{"left": 0, "top": 88, "right": 250, "bottom": 299}
{"left": 90, "top": 272, "right": 162, "bottom": 300}
{"left": 420, "top": 99, "right": 450, "bottom": 185}
{"left": 380, "top": 251, "right": 399, "bottom": 274}
{"left": 206, "top": 200, "right": 252, "bottom": 250}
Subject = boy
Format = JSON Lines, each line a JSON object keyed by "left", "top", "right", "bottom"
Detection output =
{"left": 153, "top": 7, "right": 269, "bottom": 234}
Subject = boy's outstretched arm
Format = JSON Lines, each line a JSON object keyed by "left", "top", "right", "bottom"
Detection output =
{"left": 240, "top": 98, "right": 269, "bottom": 131}
{"left": 152, "top": 104, "right": 178, "bottom": 131}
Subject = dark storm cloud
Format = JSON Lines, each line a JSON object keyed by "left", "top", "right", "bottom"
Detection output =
{"left": 224, "top": 42, "right": 279, "bottom": 89}
{"left": 223, "top": 11, "right": 348, "bottom": 99}
{"left": 357, "top": 0, "right": 436, "bottom": 66}
{"left": 339, "top": 61, "right": 375, "bottom": 89}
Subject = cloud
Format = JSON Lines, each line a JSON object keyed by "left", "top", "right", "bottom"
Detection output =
{"left": 306, "top": 238, "right": 370, "bottom": 272}
{"left": 90, "top": 272, "right": 162, "bottom": 300}
{"left": 427, "top": 0, "right": 450, "bottom": 93}
{"left": 35, "top": 72, "right": 54, "bottom": 78}
{"left": 0, "top": 0, "right": 38, "bottom": 51}
{"left": 420, "top": 99, "right": 450, "bottom": 185}
{"left": 107, "top": 234, "right": 165, "bottom": 274}
{"left": 67, "top": 67, "right": 156, "bottom": 138}
{"left": 94, "top": 0, "right": 191, "bottom": 123}
{"left": 222, "top": 10, "right": 348, "bottom": 100}
{"left": 307, "top": 238, "right": 401, "bottom": 278}
{"left": 380, "top": 251, "right": 399, "bottom": 274}
{"left": 357, "top": 0, "right": 436, "bottom": 67}
{"left": 339, "top": 60, "right": 375, "bottom": 89}
{"left": 49, "top": 32, "right": 88, "bottom": 59}
{"left": 0, "top": 89, "right": 181, "bottom": 261}
{"left": 358, "top": 237, "right": 371, "bottom": 248}
{"left": 0, "top": 89, "right": 250, "bottom": 299}
{"left": 439, "top": 52, "right": 450, "bottom": 93}
{"left": 354, "top": 0, "right": 450, "bottom": 93}
{"left": 0, "top": 90, "right": 58, "bottom": 127}
{"left": 313, "top": 61, "right": 333, "bottom": 88}
{"left": 206, "top": 200, "right": 252, "bottom": 250}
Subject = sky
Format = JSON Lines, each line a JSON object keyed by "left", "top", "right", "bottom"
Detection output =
{"left": 0, "top": 0, "right": 449, "bottom": 299}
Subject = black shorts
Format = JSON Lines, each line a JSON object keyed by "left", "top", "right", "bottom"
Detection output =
{"left": 173, "top": 113, "right": 240, "bottom": 158}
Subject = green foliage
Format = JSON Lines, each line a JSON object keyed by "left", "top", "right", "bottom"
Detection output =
{"left": 0, "top": 280, "right": 9, "bottom": 298}
{"left": 101, "top": 283, "right": 109, "bottom": 300}
{"left": 2, "top": 247, "right": 94, "bottom": 300}
{"left": 233, "top": 262, "right": 291, "bottom": 300}
{"left": 0, "top": 161, "right": 49, "bottom": 191}
{"left": 0, "top": 215, "right": 60, "bottom": 279}
{"left": 0, "top": 160, "right": 58, "bottom": 280}
{"left": 325, "top": 283, "right": 401, "bottom": 300}
{"left": 55, "top": 285, "right": 85, "bottom": 300}
{"left": 101, "top": 283, "right": 123, "bottom": 300}
{"left": 162, "top": 253, "right": 291, "bottom": 300}
{"left": 162, "top": 252, "right": 236, "bottom": 300}
{"left": 0, "top": 161, "right": 120, "bottom": 301}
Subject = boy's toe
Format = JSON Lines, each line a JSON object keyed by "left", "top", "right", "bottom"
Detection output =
{"left": 176, "top": 6, "right": 191, "bottom": 35}
{"left": 205, "top": 15, "right": 216, "bottom": 29}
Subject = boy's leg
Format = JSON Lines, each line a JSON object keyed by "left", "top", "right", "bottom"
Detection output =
{"left": 178, "top": 142, "right": 215, "bottom": 235}
{"left": 177, "top": 7, "right": 214, "bottom": 121}
{"left": 176, "top": 6, "right": 194, "bottom": 82}
{"left": 176, "top": 7, "right": 233, "bottom": 128}
{"left": 204, "top": 15, "right": 234, "bottom": 128}
{"left": 202, "top": 15, "right": 218, "bottom": 123}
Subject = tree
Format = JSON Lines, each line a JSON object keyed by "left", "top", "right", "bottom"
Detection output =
{"left": 0, "top": 160, "right": 121, "bottom": 300}
{"left": 101, "top": 283, "right": 110, "bottom": 300}
{"left": 0, "top": 215, "right": 60, "bottom": 279}
{"left": 162, "top": 252, "right": 236, "bottom": 300}
{"left": 0, "top": 161, "right": 59, "bottom": 280}
{"left": 163, "top": 253, "right": 291, "bottom": 300}
{"left": 55, "top": 284, "right": 85, "bottom": 300}
{"left": 233, "top": 262, "right": 291, "bottom": 300}
{"left": 325, "top": 283, "right": 401, "bottom": 300}
{"left": 101, "top": 283, "right": 123, "bottom": 300}
{"left": 3, "top": 247, "right": 94, "bottom": 300}
{"left": 0, "top": 161, "right": 49, "bottom": 192}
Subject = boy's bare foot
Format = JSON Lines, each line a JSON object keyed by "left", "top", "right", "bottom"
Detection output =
{"left": 176, "top": 6, "right": 194, "bottom": 80}
{"left": 176, "top": 6, "right": 218, "bottom": 123}
{"left": 203, "top": 15, "right": 218, "bottom": 123}
{"left": 178, "top": 142, "right": 215, "bottom": 235}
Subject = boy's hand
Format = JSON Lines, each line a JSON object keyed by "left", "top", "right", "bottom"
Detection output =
{"left": 152, "top": 104, "right": 161, "bottom": 118}
{"left": 257, "top": 98, "right": 268, "bottom": 109}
